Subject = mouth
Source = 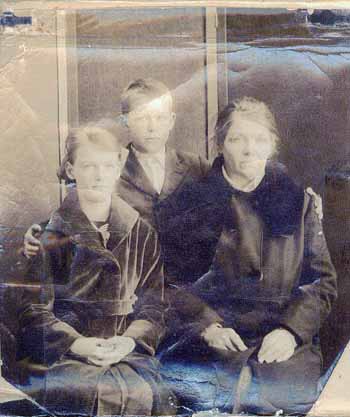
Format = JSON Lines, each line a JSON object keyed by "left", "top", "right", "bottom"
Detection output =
{"left": 91, "top": 185, "right": 109, "bottom": 191}
{"left": 240, "top": 161, "right": 259, "bottom": 167}
{"left": 144, "top": 137, "right": 161, "bottom": 142}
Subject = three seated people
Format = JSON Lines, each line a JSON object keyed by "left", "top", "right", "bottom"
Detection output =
{"left": 14, "top": 80, "right": 336, "bottom": 415}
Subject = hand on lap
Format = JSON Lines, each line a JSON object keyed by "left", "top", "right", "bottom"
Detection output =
{"left": 70, "top": 336, "right": 136, "bottom": 366}
{"left": 202, "top": 323, "right": 247, "bottom": 352}
{"left": 258, "top": 328, "right": 297, "bottom": 364}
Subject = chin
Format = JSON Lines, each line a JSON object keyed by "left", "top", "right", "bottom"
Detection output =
{"left": 141, "top": 141, "right": 164, "bottom": 153}
{"left": 241, "top": 162, "right": 266, "bottom": 178}
{"left": 81, "top": 189, "right": 111, "bottom": 203}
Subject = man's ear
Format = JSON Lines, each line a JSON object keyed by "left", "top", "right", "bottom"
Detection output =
{"left": 120, "top": 114, "right": 129, "bottom": 128}
{"left": 65, "top": 161, "right": 75, "bottom": 181}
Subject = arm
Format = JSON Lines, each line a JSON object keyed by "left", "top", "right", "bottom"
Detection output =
{"left": 280, "top": 193, "right": 338, "bottom": 344}
{"left": 18, "top": 232, "right": 82, "bottom": 365}
{"left": 123, "top": 220, "right": 167, "bottom": 355}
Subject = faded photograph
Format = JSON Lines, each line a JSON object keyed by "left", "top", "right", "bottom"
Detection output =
{"left": 1, "top": 5, "right": 350, "bottom": 416}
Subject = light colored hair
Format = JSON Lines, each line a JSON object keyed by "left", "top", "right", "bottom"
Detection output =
{"left": 57, "top": 125, "right": 122, "bottom": 183}
{"left": 214, "top": 97, "right": 280, "bottom": 156}
{"left": 120, "top": 78, "right": 173, "bottom": 115}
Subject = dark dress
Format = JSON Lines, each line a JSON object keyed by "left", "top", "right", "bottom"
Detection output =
{"left": 17, "top": 190, "right": 176, "bottom": 416}
{"left": 159, "top": 156, "right": 337, "bottom": 415}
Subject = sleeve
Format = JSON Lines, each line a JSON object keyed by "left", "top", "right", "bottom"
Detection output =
{"left": 18, "top": 232, "right": 82, "bottom": 366}
{"left": 198, "top": 155, "right": 211, "bottom": 177}
{"left": 123, "top": 220, "right": 167, "bottom": 355}
{"left": 280, "top": 193, "right": 338, "bottom": 344}
{"left": 165, "top": 285, "right": 224, "bottom": 337}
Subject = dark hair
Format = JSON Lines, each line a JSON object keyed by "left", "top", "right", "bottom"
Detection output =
{"left": 121, "top": 78, "right": 173, "bottom": 114}
{"left": 57, "top": 125, "right": 122, "bottom": 183}
{"left": 214, "top": 97, "right": 280, "bottom": 155}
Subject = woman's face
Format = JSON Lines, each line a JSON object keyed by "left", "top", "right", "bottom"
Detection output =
{"left": 221, "top": 111, "right": 274, "bottom": 182}
{"left": 66, "top": 144, "right": 121, "bottom": 203}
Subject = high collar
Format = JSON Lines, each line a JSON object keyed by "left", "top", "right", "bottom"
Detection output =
{"left": 207, "top": 155, "right": 305, "bottom": 236}
{"left": 46, "top": 189, "right": 139, "bottom": 248}
{"left": 121, "top": 145, "right": 191, "bottom": 198}
{"left": 131, "top": 145, "right": 166, "bottom": 168}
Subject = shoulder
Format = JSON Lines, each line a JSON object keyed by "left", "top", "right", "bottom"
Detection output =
{"left": 128, "top": 215, "right": 160, "bottom": 253}
{"left": 110, "top": 194, "right": 140, "bottom": 239}
{"left": 303, "top": 187, "right": 323, "bottom": 222}
{"left": 169, "top": 148, "right": 210, "bottom": 174}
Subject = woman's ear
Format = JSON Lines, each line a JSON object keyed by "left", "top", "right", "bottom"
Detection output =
{"left": 65, "top": 161, "right": 75, "bottom": 181}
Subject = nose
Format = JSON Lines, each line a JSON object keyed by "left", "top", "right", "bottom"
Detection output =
{"left": 95, "top": 166, "right": 103, "bottom": 181}
{"left": 243, "top": 138, "right": 254, "bottom": 155}
{"left": 147, "top": 115, "right": 156, "bottom": 132}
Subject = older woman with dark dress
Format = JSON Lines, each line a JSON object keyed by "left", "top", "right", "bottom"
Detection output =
{"left": 160, "top": 97, "right": 337, "bottom": 415}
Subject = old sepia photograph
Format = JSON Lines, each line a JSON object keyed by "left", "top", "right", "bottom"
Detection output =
{"left": 1, "top": 2, "right": 350, "bottom": 416}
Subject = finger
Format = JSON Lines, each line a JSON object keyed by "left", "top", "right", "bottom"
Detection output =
{"left": 228, "top": 332, "right": 247, "bottom": 351}
{"left": 222, "top": 336, "right": 238, "bottom": 352}
{"left": 31, "top": 224, "right": 42, "bottom": 233}
{"left": 209, "top": 340, "right": 228, "bottom": 351}
{"left": 26, "top": 242, "right": 41, "bottom": 251}
{"left": 27, "top": 236, "right": 41, "bottom": 246}
{"left": 90, "top": 354, "right": 122, "bottom": 366}
{"left": 95, "top": 342, "right": 116, "bottom": 352}
{"left": 275, "top": 350, "right": 294, "bottom": 363}
{"left": 257, "top": 341, "right": 270, "bottom": 360}
{"left": 87, "top": 357, "right": 111, "bottom": 367}
{"left": 259, "top": 347, "right": 286, "bottom": 364}
{"left": 95, "top": 349, "right": 122, "bottom": 361}
{"left": 258, "top": 342, "right": 276, "bottom": 363}
{"left": 24, "top": 249, "right": 39, "bottom": 257}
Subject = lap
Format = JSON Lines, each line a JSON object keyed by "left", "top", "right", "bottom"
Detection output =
{"left": 26, "top": 353, "right": 175, "bottom": 416}
{"left": 160, "top": 341, "right": 322, "bottom": 414}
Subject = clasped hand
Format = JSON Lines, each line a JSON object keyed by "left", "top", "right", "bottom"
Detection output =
{"left": 202, "top": 324, "right": 297, "bottom": 363}
{"left": 70, "top": 336, "right": 136, "bottom": 367}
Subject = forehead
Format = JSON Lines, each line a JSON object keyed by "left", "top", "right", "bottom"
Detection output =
{"left": 128, "top": 93, "right": 173, "bottom": 114}
{"left": 226, "top": 112, "right": 273, "bottom": 139}
{"left": 74, "top": 144, "right": 120, "bottom": 161}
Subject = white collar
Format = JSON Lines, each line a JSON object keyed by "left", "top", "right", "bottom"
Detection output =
{"left": 132, "top": 145, "right": 166, "bottom": 168}
{"left": 222, "top": 165, "right": 264, "bottom": 193}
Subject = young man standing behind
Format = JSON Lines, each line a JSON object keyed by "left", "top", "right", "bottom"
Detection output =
{"left": 119, "top": 79, "right": 209, "bottom": 231}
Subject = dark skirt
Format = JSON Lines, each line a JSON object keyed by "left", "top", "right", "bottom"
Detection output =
{"left": 159, "top": 338, "right": 322, "bottom": 415}
{"left": 22, "top": 352, "right": 177, "bottom": 416}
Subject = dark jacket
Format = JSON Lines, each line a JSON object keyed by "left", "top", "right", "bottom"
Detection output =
{"left": 161, "top": 156, "right": 337, "bottom": 345}
{"left": 18, "top": 190, "right": 172, "bottom": 415}
{"left": 118, "top": 146, "right": 210, "bottom": 230}
{"left": 119, "top": 146, "right": 221, "bottom": 333}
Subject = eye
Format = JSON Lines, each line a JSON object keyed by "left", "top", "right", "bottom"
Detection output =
{"left": 156, "top": 113, "right": 168, "bottom": 121}
{"left": 226, "top": 136, "right": 240, "bottom": 143}
{"left": 82, "top": 163, "right": 94, "bottom": 169}
{"left": 130, "top": 112, "right": 147, "bottom": 122}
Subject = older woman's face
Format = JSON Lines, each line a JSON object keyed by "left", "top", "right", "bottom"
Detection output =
{"left": 222, "top": 111, "right": 274, "bottom": 181}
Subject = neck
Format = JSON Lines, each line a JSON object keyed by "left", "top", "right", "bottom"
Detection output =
{"left": 223, "top": 163, "right": 265, "bottom": 192}
{"left": 132, "top": 144, "right": 166, "bottom": 156}
{"left": 78, "top": 192, "right": 112, "bottom": 223}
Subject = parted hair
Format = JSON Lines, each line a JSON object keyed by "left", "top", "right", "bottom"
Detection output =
{"left": 57, "top": 125, "right": 122, "bottom": 183}
{"left": 214, "top": 97, "right": 280, "bottom": 155}
{"left": 121, "top": 78, "right": 173, "bottom": 114}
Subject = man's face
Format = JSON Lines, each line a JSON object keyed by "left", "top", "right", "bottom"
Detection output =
{"left": 66, "top": 145, "right": 121, "bottom": 203}
{"left": 126, "top": 94, "right": 176, "bottom": 154}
